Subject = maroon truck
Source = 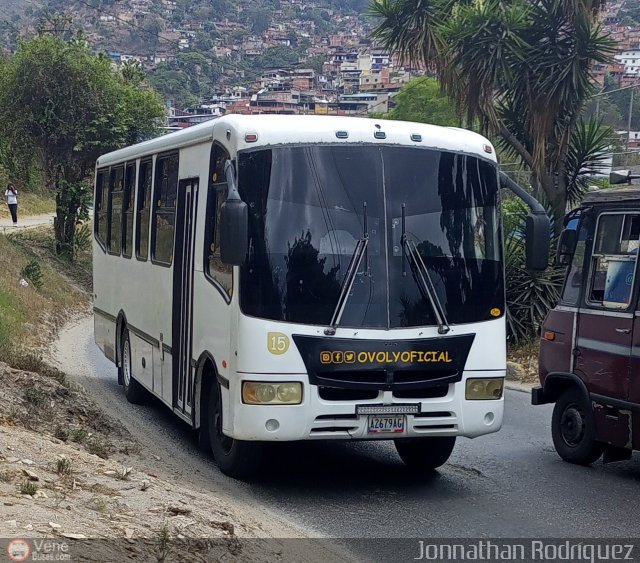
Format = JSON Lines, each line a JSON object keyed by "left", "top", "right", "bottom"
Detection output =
{"left": 533, "top": 186, "right": 640, "bottom": 465}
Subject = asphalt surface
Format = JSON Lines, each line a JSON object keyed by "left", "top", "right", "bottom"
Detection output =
{"left": 53, "top": 319, "right": 640, "bottom": 563}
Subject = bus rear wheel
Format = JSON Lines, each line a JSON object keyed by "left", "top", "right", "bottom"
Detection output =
{"left": 120, "top": 329, "right": 145, "bottom": 404}
{"left": 206, "top": 380, "right": 264, "bottom": 479}
{"left": 394, "top": 436, "right": 456, "bottom": 471}
{"left": 551, "top": 387, "right": 603, "bottom": 465}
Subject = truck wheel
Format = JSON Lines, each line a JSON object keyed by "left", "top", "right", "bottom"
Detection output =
{"left": 207, "top": 381, "right": 264, "bottom": 479}
{"left": 394, "top": 436, "right": 456, "bottom": 471}
{"left": 121, "top": 329, "right": 145, "bottom": 404}
{"left": 551, "top": 387, "right": 603, "bottom": 465}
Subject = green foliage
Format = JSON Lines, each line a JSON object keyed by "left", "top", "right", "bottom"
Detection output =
{"left": 0, "top": 35, "right": 165, "bottom": 258}
{"left": 371, "top": 0, "right": 616, "bottom": 229}
{"left": 502, "top": 200, "right": 564, "bottom": 343}
{"left": 565, "top": 118, "right": 614, "bottom": 205}
{"left": 382, "top": 77, "right": 459, "bottom": 126}
{"left": 149, "top": 52, "right": 222, "bottom": 108}
{"left": 20, "top": 260, "right": 44, "bottom": 290}
{"left": 20, "top": 481, "right": 38, "bottom": 496}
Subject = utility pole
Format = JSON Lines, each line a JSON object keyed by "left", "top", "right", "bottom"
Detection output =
{"left": 627, "top": 87, "right": 635, "bottom": 155}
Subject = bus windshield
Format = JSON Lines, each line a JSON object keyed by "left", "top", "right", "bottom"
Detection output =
{"left": 238, "top": 145, "right": 503, "bottom": 329}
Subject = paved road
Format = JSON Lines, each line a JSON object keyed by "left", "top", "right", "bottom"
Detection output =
{"left": 53, "top": 319, "right": 640, "bottom": 563}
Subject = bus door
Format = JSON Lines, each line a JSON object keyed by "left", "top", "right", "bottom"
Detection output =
{"left": 172, "top": 178, "right": 199, "bottom": 418}
{"left": 577, "top": 212, "right": 638, "bottom": 447}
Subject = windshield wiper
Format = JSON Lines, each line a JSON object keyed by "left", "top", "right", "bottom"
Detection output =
{"left": 401, "top": 204, "right": 451, "bottom": 335}
{"left": 325, "top": 203, "right": 369, "bottom": 336}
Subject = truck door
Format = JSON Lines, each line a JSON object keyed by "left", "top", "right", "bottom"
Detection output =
{"left": 629, "top": 283, "right": 640, "bottom": 450}
{"left": 576, "top": 212, "right": 639, "bottom": 400}
{"left": 576, "top": 212, "right": 639, "bottom": 447}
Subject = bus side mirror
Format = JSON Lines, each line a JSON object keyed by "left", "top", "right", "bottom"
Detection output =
{"left": 556, "top": 228, "right": 577, "bottom": 267}
{"left": 525, "top": 212, "right": 550, "bottom": 272}
{"left": 220, "top": 160, "right": 248, "bottom": 266}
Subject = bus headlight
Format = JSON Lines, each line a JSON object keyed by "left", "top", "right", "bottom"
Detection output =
{"left": 242, "top": 382, "right": 303, "bottom": 405}
{"left": 465, "top": 378, "right": 504, "bottom": 400}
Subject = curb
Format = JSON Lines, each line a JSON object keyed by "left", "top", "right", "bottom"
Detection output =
{"left": 505, "top": 380, "right": 535, "bottom": 394}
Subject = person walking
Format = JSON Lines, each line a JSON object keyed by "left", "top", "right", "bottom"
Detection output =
{"left": 5, "top": 183, "right": 17, "bottom": 226}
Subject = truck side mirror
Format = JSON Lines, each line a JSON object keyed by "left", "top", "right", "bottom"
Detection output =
{"left": 556, "top": 228, "right": 577, "bottom": 267}
{"left": 220, "top": 160, "right": 248, "bottom": 266}
{"left": 525, "top": 212, "right": 550, "bottom": 272}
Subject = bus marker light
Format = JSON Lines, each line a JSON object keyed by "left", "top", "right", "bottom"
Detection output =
{"left": 245, "top": 133, "right": 258, "bottom": 143}
{"left": 490, "top": 308, "right": 501, "bottom": 317}
{"left": 466, "top": 378, "right": 504, "bottom": 400}
{"left": 336, "top": 131, "right": 349, "bottom": 139}
{"left": 543, "top": 331, "right": 556, "bottom": 341}
{"left": 222, "top": 360, "right": 227, "bottom": 369}
{"left": 483, "top": 144, "right": 493, "bottom": 154}
{"left": 242, "top": 382, "right": 302, "bottom": 405}
{"left": 374, "top": 131, "right": 387, "bottom": 139}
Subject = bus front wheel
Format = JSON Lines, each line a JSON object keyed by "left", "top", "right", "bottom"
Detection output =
{"left": 206, "top": 381, "right": 264, "bottom": 479}
{"left": 551, "top": 387, "right": 603, "bottom": 465}
{"left": 120, "top": 329, "right": 145, "bottom": 404}
{"left": 394, "top": 436, "right": 456, "bottom": 471}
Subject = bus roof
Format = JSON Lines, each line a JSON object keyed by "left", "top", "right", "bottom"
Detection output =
{"left": 96, "top": 114, "right": 497, "bottom": 168}
{"left": 581, "top": 186, "right": 640, "bottom": 205}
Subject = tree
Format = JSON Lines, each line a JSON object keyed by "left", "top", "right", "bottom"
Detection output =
{"left": 371, "top": 0, "right": 616, "bottom": 231}
{"left": 0, "top": 35, "right": 166, "bottom": 257}
{"left": 382, "top": 77, "right": 458, "bottom": 126}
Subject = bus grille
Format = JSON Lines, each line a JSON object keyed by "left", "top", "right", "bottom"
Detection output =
{"left": 310, "top": 368, "right": 460, "bottom": 392}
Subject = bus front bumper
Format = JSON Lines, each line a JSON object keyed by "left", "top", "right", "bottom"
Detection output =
{"left": 225, "top": 373, "right": 504, "bottom": 441}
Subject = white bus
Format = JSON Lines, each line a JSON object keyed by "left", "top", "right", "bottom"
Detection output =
{"left": 93, "top": 114, "right": 548, "bottom": 478}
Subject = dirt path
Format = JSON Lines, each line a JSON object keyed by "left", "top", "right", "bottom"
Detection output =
{"left": 44, "top": 316, "right": 358, "bottom": 563}
{"left": 0, "top": 213, "right": 55, "bottom": 232}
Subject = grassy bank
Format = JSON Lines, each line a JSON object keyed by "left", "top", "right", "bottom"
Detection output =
{"left": 0, "top": 192, "right": 56, "bottom": 219}
{"left": 0, "top": 225, "right": 91, "bottom": 378}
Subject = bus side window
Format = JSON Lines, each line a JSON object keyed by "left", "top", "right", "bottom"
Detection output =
{"left": 151, "top": 152, "right": 179, "bottom": 266}
{"left": 95, "top": 169, "right": 109, "bottom": 249}
{"left": 122, "top": 162, "right": 136, "bottom": 259}
{"left": 108, "top": 166, "right": 124, "bottom": 255}
{"left": 204, "top": 143, "right": 233, "bottom": 298}
{"left": 136, "top": 159, "right": 153, "bottom": 261}
{"left": 587, "top": 213, "right": 640, "bottom": 309}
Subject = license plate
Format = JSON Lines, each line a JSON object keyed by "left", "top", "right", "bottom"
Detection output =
{"left": 367, "top": 415, "right": 405, "bottom": 434}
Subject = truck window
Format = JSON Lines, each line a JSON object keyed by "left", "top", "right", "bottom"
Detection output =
{"left": 587, "top": 213, "right": 640, "bottom": 309}
{"left": 560, "top": 217, "right": 590, "bottom": 306}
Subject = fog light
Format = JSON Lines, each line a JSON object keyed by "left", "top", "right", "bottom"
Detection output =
{"left": 466, "top": 378, "right": 504, "bottom": 400}
{"left": 242, "top": 382, "right": 302, "bottom": 405}
{"left": 265, "top": 419, "right": 280, "bottom": 432}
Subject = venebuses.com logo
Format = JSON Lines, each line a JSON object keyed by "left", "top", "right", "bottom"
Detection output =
{"left": 7, "top": 539, "right": 31, "bottom": 562}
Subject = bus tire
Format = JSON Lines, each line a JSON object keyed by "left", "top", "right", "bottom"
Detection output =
{"left": 551, "top": 387, "right": 603, "bottom": 465}
{"left": 207, "top": 381, "right": 264, "bottom": 479}
{"left": 120, "top": 329, "right": 145, "bottom": 405}
{"left": 394, "top": 436, "right": 456, "bottom": 471}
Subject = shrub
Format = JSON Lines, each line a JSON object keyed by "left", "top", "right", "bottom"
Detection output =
{"left": 20, "top": 259, "right": 43, "bottom": 289}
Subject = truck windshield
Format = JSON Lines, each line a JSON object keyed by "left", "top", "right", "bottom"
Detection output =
{"left": 238, "top": 144, "right": 503, "bottom": 329}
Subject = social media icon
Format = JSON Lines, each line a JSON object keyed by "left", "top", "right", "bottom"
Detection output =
{"left": 320, "top": 352, "right": 332, "bottom": 364}
{"left": 332, "top": 351, "right": 344, "bottom": 364}
{"left": 344, "top": 351, "right": 356, "bottom": 364}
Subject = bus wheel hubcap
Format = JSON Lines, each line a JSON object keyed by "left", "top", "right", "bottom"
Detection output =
{"left": 560, "top": 405, "right": 585, "bottom": 447}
